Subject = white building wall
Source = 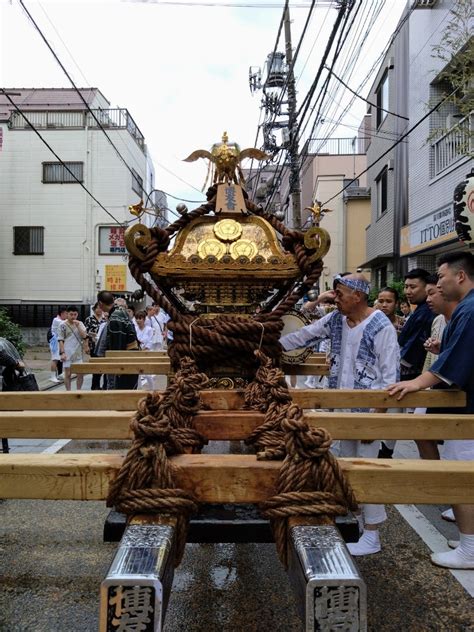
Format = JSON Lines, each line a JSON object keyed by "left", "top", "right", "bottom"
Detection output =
{"left": 0, "top": 114, "right": 153, "bottom": 306}
{"left": 0, "top": 127, "right": 87, "bottom": 302}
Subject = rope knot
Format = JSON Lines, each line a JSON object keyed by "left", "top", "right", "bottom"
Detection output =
{"left": 106, "top": 355, "right": 209, "bottom": 567}
{"left": 282, "top": 405, "right": 332, "bottom": 460}
{"left": 243, "top": 351, "right": 359, "bottom": 568}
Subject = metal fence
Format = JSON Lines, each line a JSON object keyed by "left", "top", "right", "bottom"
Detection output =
{"left": 9, "top": 108, "right": 145, "bottom": 151}
{"left": 0, "top": 304, "right": 90, "bottom": 328}
{"left": 432, "top": 112, "right": 472, "bottom": 177}
{"left": 306, "top": 137, "right": 368, "bottom": 155}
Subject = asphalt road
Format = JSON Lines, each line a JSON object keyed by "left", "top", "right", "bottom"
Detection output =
{"left": 1, "top": 435, "right": 474, "bottom": 631}
{"left": 1, "top": 365, "right": 473, "bottom": 631}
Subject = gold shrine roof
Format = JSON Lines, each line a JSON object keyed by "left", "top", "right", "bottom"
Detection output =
{"left": 150, "top": 215, "right": 297, "bottom": 279}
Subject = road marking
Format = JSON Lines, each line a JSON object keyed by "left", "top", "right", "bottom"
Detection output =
{"left": 41, "top": 439, "right": 71, "bottom": 454}
{"left": 392, "top": 441, "right": 474, "bottom": 596}
{"left": 395, "top": 504, "right": 474, "bottom": 598}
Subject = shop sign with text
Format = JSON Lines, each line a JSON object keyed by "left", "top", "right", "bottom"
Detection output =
{"left": 105, "top": 264, "right": 127, "bottom": 292}
{"left": 400, "top": 205, "right": 456, "bottom": 255}
{"left": 99, "top": 226, "right": 127, "bottom": 255}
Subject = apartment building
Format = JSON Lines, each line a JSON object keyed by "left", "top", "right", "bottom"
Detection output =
{"left": 403, "top": 1, "right": 473, "bottom": 270}
{"left": 364, "top": 0, "right": 473, "bottom": 283}
{"left": 0, "top": 88, "right": 160, "bottom": 336}
{"left": 301, "top": 137, "right": 370, "bottom": 289}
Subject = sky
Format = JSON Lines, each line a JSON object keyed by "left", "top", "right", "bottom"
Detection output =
{"left": 0, "top": 0, "right": 408, "bottom": 215}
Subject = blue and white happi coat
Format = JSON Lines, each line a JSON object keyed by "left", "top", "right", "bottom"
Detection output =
{"left": 280, "top": 309, "right": 400, "bottom": 395}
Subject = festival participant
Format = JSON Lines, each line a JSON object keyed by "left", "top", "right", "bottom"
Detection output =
{"left": 399, "top": 299, "right": 412, "bottom": 319}
{"left": 378, "top": 270, "right": 436, "bottom": 458}
{"left": 413, "top": 275, "right": 458, "bottom": 461}
{"left": 280, "top": 273, "right": 399, "bottom": 556}
{"left": 49, "top": 307, "right": 66, "bottom": 383}
{"left": 376, "top": 287, "right": 404, "bottom": 458}
{"left": 127, "top": 304, "right": 136, "bottom": 325}
{"left": 146, "top": 304, "right": 169, "bottom": 351}
{"left": 134, "top": 310, "right": 155, "bottom": 390}
{"left": 388, "top": 252, "right": 474, "bottom": 570}
{"left": 398, "top": 268, "right": 434, "bottom": 381}
{"left": 377, "top": 287, "right": 404, "bottom": 335}
{"left": 134, "top": 310, "right": 153, "bottom": 350}
{"left": 97, "top": 292, "right": 139, "bottom": 390}
{"left": 85, "top": 302, "right": 105, "bottom": 391}
{"left": 57, "top": 306, "right": 88, "bottom": 391}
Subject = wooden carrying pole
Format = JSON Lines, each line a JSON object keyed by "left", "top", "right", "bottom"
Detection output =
{"left": 0, "top": 388, "right": 465, "bottom": 411}
{"left": 71, "top": 362, "right": 330, "bottom": 376}
{"left": 1, "top": 410, "right": 473, "bottom": 441}
{"left": 0, "top": 453, "right": 473, "bottom": 505}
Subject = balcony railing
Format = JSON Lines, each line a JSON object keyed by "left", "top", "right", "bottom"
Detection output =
{"left": 305, "top": 137, "right": 368, "bottom": 155}
{"left": 432, "top": 112, "right": 472, "bottom": 177}
{"left": 9, "top": 108, "right": 145, "bottom": 151}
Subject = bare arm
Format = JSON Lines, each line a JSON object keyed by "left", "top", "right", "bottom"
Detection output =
{"left": 386, "top": 371, "right": 441, "bottom": 400}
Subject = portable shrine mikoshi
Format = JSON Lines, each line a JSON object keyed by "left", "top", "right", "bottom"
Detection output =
{"left": 1, "top": 134, "right": 474, "bottom": 632}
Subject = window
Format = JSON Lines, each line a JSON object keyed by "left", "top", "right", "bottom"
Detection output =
{"left": 376, "top": 71, "right": 389, "bottom": 128}
{"left": 376, "top": 167, "right": 388, "bottom": 217}
{"left": 376, "top": 266, "right": 387, "bottom": 288}
{"left": 13, "top": 226, "right": 44, "bottom": 255}
{"left": 42, "top": 162, "right": 83, "bottom": 183}
{"left": 132, "top": 169, "right": 143, "bottom": 196}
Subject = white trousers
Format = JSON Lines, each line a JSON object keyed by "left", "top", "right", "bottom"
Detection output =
{"left": 336, "top": 439, "right": 387, "bottom": 526}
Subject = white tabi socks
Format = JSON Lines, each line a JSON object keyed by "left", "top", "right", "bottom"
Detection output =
{"left": 347, "top": 529, "right": 381, "bottom": 556}
{"left": 431, "top": 533, "right": 474, "bottom": 569}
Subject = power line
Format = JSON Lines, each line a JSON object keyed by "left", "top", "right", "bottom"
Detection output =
{"left": 128, "top": 0, "right": 332, "bottom": 7}
{"left": 318, "top": 116, "right": 407, "bottom": 141}
{"left": 245, "top": 0, "right": 288, "bottom": 193}
{"left": 325, "top": 65, "right": 409, "bottom": 120}
{"left": 1, "top": 89, "right": 124, "bottom": 226}
{"left": 19, "top": 0, "right": 205, "bottom": 212}
{"left": 18, "top": 0, "right": 152, "bottom": 194}
{"left": 154, "top": 160, "right": 206, "bottom": 195}
{"left": 256, "top": 1, "right": 348, "bottom": 211}
{"left": 311, "top": 1, "right": 414, "bottom": 148}
{"left": 161, "top": 190, "right": 206, "bottom": 203}
{"left": 299, "top": 1, "right": 405, "bottom": 182}
{"left": 321, "top": 87, "right": 459, "bottom": 206}
{"left": 36, "top": 0, "right": 197, "bottom": 202}
{"left": 302, "top": 0, "right": 383, "bottom": 171}
{"left": 308, "top": 0, "right": 383, "bottom": 142}
{"left": 36, "top": 0, "right": 90, "bottom": 87}
{"left": 262, "top": 0, "right": 351, "bottom": 211}
{"left": 295, "top": 1, "right": 349, "bottom": 122}
{"left": 297, "top": 0, "right": 362, "bottom": 144}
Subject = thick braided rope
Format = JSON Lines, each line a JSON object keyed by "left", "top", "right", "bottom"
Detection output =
{"left": 106, "top": 357, "right": 209, "bottom": 566}
{"left": 244, "top": 351, "right": 358, "bottom": 567}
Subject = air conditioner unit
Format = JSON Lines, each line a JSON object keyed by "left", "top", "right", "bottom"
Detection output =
{"left": 387, "top": 158, "right": 394, "bottom": 171}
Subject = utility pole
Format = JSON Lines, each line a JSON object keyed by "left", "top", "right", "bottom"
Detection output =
{"left": 284, "top": 5, "right": 301, "bottom": 229}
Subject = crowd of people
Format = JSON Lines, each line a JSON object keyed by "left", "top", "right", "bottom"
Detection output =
{"left": 47, "top": 292, "right": 170, "bottom": 392}
{"left": 281, "top": 251, "right": 474, "bottom": 570}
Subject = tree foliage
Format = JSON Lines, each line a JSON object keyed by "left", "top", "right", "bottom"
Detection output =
{"left": 0, "top": 309, "right": 26, "bottom": 357}
{"left": 431, "top": 0, "right": 474, "bottom": 119}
